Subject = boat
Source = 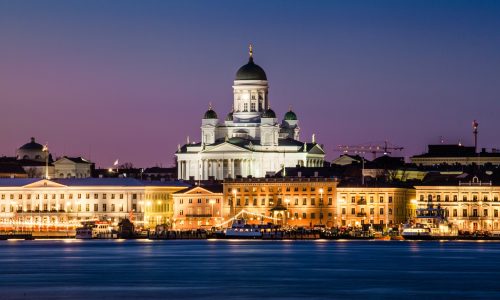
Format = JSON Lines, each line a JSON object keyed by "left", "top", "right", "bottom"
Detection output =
{"left": 224, "top": 219, "right": 263, "bottom": 239}
{"left": 75, "top": 221, "right": 116, "bottom": 239}
{"left": 402, "top": 205, "right": 458, "bottom": 240}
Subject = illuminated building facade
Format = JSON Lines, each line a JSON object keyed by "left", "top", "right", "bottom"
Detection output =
{"left": 0, "top": 178, "right": 189, "bottom": 232}
{"left": 414, "top": 177, "right": 500, "bottom": 232}
{"left": 336, "top": 184, "right": 415, "bottom": 229}
{"left": 223, "top": 178, "right": 338, "bottom": 227}
{"left": 172, "top": 185, "right": 223, "bottom": 229}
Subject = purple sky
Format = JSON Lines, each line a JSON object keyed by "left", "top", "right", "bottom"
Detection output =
{"left": 1, "top": 0, "right": 499, "bottom": 168}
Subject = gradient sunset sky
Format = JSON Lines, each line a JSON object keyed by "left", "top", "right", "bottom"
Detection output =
{"left": 1, "top": 0, "right": 499, "bottom": 168}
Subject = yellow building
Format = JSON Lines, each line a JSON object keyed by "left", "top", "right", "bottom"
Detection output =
{"left": 414, "top": 176, "right": 500, "bottom": 232}
{"left": 143, "top": 183, "right": 191, "bottom": 229}
{"left": 223, "top": 178, "right": 338, "bottom": 228}
{"left": 172, "top": 185, "right": 223, "bottom": 229}
{"left": 336, "top": 184, "right": 416, "bottom": 229}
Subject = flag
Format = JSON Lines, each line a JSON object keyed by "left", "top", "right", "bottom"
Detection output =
{"left": 113, "top": 159, "right": 119, "bottom": 166}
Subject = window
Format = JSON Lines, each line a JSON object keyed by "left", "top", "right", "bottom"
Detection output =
{"left": 245, "top": 198, "right": 249, "bottom": 206}
{"left": 380, "top": 208, "right": 384, "bottom": 215}
{"left": 462, "top": 209, "right": 467, "bottom": 217}
{"left": 473, "top": 195, "right": 478, "bottom": 201}
{"left": 236, "top": 199, "right": 241, "bottom": 206}
{"left": 86, "top": 194, "right": 90, "bottom": 199}
{"left": 351, "top": 208, "right": 355, "bottom": 215}
{"left": 463, "top": 196, "right": 467, "bottom": 201}
{"left": 388, "top": 196, "right": 393, "bottom": 203}
{"left": 253, "top": 198, "right": 257, "bottom": 206}
{"left": 370, "top": 208, "right": 374, "bottom": 215}
{"left": 311, "top": 213, "right": 316, "bottom": 219}
{"left": 351, "top": 197, "right": 355, "bottom": 203}
{"left": 132, "top": 194, "right": 137, "bottom": 200}
{"left": 94, "top": 204, "right": 98, "bottom": 212}
{"left": 77, "top": 194, "right": 81, "bottom": 199}
{"left": 180, "top": 210, "right": 184, "bottom": 216}
{"left": 180, "top": 199, "right": 184, "bottom": 204}
{"left": 495, "top": 210, "right": 498, "bottom": 218}
{"left": 103, "top": 194, "right": 107, "bottom": 200}
{"left": 484, "top": 209, "right": 488, "bottom": 217}
{"left": 261, "top": 198, "right": 266, "bottom": 206}
{"left": 302, "top": 212, "right": 306, "bottom": 219}
{"left": 389, "top": 208, "right": 393, "bottom": 215}
{"left": 243, "top": 103, "right": 248, "bottom": 111}
{"left": 77, "top": 204, "right": 82, "bottom": 212}
{"left": 294, "top": 198, "right": 299, "bottom": 205}
{"left": 120, "top": 204, "right": 124, "bottom": 212}
{"left": 189, "top": 199, "right": 193, "bottom": 204}
{"left": 251, "top": 103, "right": 256, "bottom": 111}
{"left": 453, "top": 209, "right": 457, "bottom": 217}
{"left": 420, "top": 195, "right": 424, "bottom": 201}
{"left": 302, "top": 198, "right": 307, "bottom": 205}
{"left": 18, "top": 194, "right": 22, "bottom": 200}
{"left": 132, "top": 204, "right": 137, "bottom": 211}
{"left": 94, "top": 194, "right": 98, "bottom": 199}
{"left": 436, "top": 195, "right": 441, "bottom": 201}
{"left": 311, "top": 198, "right": 315, "bottom": 205}
{"left": 294, "top": 212, "right": 299, "bottom": 219}
{"left": 495, "top": 196, "right": 499, "bottom": 202}
{"left": 120, "top": 194, "right": 124, "bottom": 200}
{"left": 111, "top": 194, "right": 115, "bottom": 200}
{"left": 111, "top": 204, "right": 115, "bottom": 212}
{"left": 197, "top": 199, "right": 202, "bottom": 204}
{"left": 328, "top": 198, "right": 332, "bottom": 205}
{"left": 86, "top": 204, "right": 90, "bottom": 212}
{"left": 342, "top": 208, "right": 346, "bottom": 215}
{"left": 327, "top": 187, "right": 332, "bottom": 192}
{"left": 453, "top": 195, "right": 458, "bottom": 202}
{"left": 445, "top": 195, "right": 449, "bottom": 202}
{"left": 311, "top": 187, "right": 315, "bottom": 192}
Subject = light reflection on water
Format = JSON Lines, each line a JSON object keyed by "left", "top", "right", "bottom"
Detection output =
{"left": 1, "top": 240, "right": 500, "bottom": 299}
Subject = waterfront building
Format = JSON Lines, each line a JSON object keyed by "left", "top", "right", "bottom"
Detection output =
{"left": 53, "top": 156, "right": 93, "bottom": 178}
{"left": 172, "top": 185, "right": 223, "bottom": 229}
{"left": 336, "top": 183, "right": 416, "bottom": 229}
{"left": 175, "top": 46, "right": 325, "bottom": 181}
{"left": 414, "top": 174, "right": 500, "bottom": 232}
{"left": 0, "top": 178, "right": 189, "bottom": 232}
{"left": 223, "top": 177, "right": 338, "bottom": 227}
{"left": 143, "top": 183, "right": 191, "bottom": 229}
{"left": 411, "top": 144, "right": 500, "bottom": 166}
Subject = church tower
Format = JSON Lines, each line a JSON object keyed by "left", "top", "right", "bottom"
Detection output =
{"left": 232, "top": 45, "right": 269, "bottom": 123}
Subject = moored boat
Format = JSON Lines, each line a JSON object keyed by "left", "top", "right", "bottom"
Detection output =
{"left": 402, "top": 205, "right": 458, "bottom": 240}
{"left": 224, "top": 219, "right": 263, "bottom": 239}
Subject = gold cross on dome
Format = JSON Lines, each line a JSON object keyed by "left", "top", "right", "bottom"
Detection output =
{"left": 249, "top": 44, "right": 253, "bottom": 58}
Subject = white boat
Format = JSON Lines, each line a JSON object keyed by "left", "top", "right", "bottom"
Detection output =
{"left": 224, "top": 219, "right": 262, "bottom": 239}
{"left": 402, "top": 205, "right": 458, "bottom": 240}
{"left": 75, "top": 221, "right": 116, "bottom": 239}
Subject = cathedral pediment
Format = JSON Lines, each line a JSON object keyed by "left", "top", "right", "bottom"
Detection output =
{"left": 203, "top": 142, "right": 251, "bottom": 153}
{"left": 23, "top": 179, "right": 67, "bottom": 188}
{"left": 307, "top": 144, "right": 325, "bottom": 155}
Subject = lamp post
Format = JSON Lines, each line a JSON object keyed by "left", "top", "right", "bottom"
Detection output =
{"left": 209, "top": 199, "right": 216, "bottom": 226}
{"left": 285, "top": 198, "right": 290, "bottom": 226}
{"left": 319, "top": 188, "right": 324, "bottom": 225}
{"left": 232, "top": 189, "right": 237, "bottom": 220}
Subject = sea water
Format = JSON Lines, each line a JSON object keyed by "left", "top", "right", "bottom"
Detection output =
{"left": 0, "top": 240, "right": 499, "bottom": 299}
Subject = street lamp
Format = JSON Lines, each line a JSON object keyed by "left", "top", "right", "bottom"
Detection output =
{"left": 232, "top": 189, "right": 237, "bottom": 219}
{"left": 285, "top": 198, "right": 290, "bottom": 225}
{"left": 319, "top": 188, "right": 324, "bottom": 225}
{"left": 209, "top": 199, "right": 216, "bottom": 226}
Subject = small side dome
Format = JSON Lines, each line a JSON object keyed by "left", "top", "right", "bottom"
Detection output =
{"left": 225, "top": 111, "right": 234, "bottom": 121}
{"left": 284, "top": 110, "right": 297, "bottom": 121}
{"left": 203, "top": 103, "right": 218, "bottom": 119}
{"left": 262, "top": 108, "right": 276, "bottom": 118}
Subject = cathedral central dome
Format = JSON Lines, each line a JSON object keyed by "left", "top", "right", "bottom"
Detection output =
{"left": 235, "top": 45, "right": 267, "bottom": 81}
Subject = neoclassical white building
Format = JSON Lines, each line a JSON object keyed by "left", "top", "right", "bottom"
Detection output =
{"left": 176, "top": 46, "right": 325, "bottom": 180}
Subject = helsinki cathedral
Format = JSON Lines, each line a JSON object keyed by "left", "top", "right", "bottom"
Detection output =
{"left": 176, "top": 45, "right": 325, "bottom": 180}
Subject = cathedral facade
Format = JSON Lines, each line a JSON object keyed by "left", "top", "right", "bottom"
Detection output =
{"left": 175, "top": 46, "right": 325, "bottom": 180}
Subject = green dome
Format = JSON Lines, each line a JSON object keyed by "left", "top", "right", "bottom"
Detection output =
{"left": 284, "top": 110, "right": 297, "bottom": 120}
{"left": 203, "top": 108, "right": 218, "bottom": 119}
{"left": 262, "top": 108, "right": 276, "bottom": 118}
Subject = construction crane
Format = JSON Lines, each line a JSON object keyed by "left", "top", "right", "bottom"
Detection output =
{"left": 337, "top": 141, "right": 404, "bottom": 160}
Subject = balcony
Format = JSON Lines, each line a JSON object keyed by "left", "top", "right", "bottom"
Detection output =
{"left": 185, "top": 214, "right": 212, "bottom": 218}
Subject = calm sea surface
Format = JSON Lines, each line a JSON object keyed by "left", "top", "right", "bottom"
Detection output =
{"left": 1, "top": 240, "right": 500, "bottom": 299}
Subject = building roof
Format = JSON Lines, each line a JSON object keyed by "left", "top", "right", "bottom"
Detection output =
{"left": 0, "top": 163, "right": 27, "bottom": 175}
{"left": 19, "top": 137, "right": 44, "bottom": 151}
{"left": 57, "top": 156, "right": 92, "bottom": 164}
{"left": 235, "top": 56, "right": 267, "bottom": 81}
{"left": 174, "top": 184, "right": 223, "bottom": 194}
